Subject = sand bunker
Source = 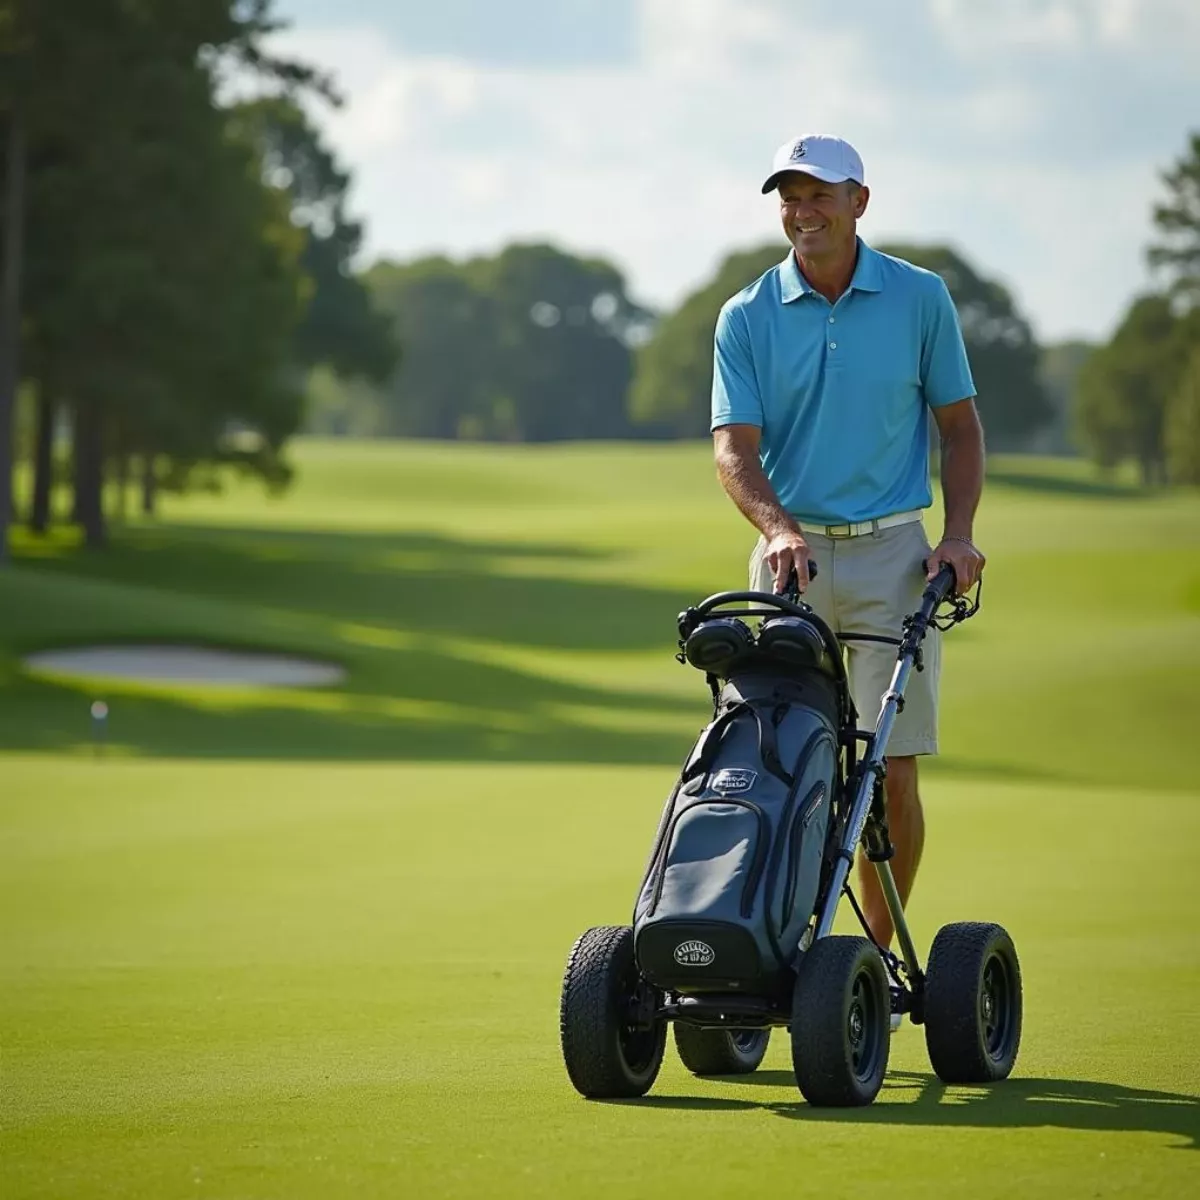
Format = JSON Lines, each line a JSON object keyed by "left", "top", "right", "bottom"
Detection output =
{"left": 23, "top": 645, "right": 346, "bottom": 688}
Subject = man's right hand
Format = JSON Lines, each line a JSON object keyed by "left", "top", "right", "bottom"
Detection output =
{"left": 764, "top": 530, "right": 812, "bottom": 594}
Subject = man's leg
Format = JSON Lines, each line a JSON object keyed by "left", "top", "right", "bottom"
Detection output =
{"left": 856, "top": 755, "right": 925, "bottom": 948}
{"left": 837, "top": 522, "right": 941, "bottom": 950}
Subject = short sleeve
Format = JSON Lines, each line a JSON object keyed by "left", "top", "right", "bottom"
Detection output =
{"left": 921, "top": 277, "right": 976, "bottom": 408}
{"left": 711, "top": 302, "right": 763, "bottom": 431}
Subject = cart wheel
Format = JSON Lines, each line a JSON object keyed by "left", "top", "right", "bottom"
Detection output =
{"left": 790, "top": 936, "right": 890, "bottom": 1106}
{"left": 559, "top": 926, "right": 665, "bottom": 1098}
{"left": 674, "top": 1026, "right": 770, "bottom": 1076}
{"left": 924, "top": 922, "right": 1022, "bottom": 1084}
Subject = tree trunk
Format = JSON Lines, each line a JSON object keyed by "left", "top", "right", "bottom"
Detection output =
{"left": 29, "top": 390, "right": 54, "bottom": 534}
{"left": 1139, "top": 454, "right": 1166, "bottom": 488}
{"left": 73, "top": 401, "right": 106, "bottom": 548}
{"left": 0, "top": 103, "right": 27, "bottom": 567}
{"left": 141, "top": 451, "right": 157, "bottom": 517}
{"left": 111, "top": 420, "right": 128, "bottom": 524}
{"left": 115, "top": 451, "right": 129, "bottom": 522}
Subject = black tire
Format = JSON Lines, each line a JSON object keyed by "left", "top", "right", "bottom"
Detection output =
{"left": 674, "top": 1026, "right": 771, "bottom": 1076}
{"left": 924, "top": 921, "right": 1022, "bottom": 1084}
{"left": 559, "top": 926, "right": 666, "bottom": 1098}
{"left": 790, "top": 936, "right": 890, "bottom": 1107}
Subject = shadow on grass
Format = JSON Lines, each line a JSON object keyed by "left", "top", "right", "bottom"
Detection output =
{"left": 0, "top": 523, "right": 710, "bottom": 762}
{"left": 610, "top": 1071, "right": 1200, "bottom": 1148}
{"left": 0, "top": 522, "right": 1090, "bottom": 778}
{"left": 985, "top": 467, "right": 1150, "bottom": 500}
{"left": 11, "top": 524, "right": 679, "bottom": 652}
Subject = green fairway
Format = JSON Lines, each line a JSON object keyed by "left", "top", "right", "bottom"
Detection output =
{"left": 2, "top": 440, "right": 1199, "bottom": 1198}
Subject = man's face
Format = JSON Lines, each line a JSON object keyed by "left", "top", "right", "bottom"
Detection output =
{"left": 778, "top": 173, "right": 868, "bottom": 259}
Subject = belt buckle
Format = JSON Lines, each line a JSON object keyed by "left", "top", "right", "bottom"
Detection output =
{"left": 826, "top": 523, "right": 853, "bottom": 539}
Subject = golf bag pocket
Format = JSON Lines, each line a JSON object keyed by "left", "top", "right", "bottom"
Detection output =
{"left": 634, "top": 677, "right": 837, "bottom": 994}
{"left": 776, "top": 782, "right": 831, "bottom": 936}
{"left": 656, "top": 801, "right": 766, "bottom": 918}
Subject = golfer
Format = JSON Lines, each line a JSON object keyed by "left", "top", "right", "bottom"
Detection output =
{"left": 711, "top": 133, "right": 986, "bottom": 972}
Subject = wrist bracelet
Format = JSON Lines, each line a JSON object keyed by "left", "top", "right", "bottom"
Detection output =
{"left": 943, "top": 535, "right": 976, "bottom": 549}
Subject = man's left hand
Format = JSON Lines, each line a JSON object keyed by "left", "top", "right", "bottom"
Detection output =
{"left": 925, "top": 536, "right": 986, "bottom": 595}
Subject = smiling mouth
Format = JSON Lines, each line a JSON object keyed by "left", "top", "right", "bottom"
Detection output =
{"left": 796, "top": 224, "right": 826, "bottom": 235}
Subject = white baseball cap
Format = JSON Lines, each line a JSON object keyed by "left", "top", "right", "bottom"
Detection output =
{"left": 761, "top": 134, "right": 865, "bottom": 194}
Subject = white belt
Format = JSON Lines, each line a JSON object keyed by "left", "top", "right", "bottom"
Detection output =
{"left": 796, "top": 509, "right": 923, "bottom": 539}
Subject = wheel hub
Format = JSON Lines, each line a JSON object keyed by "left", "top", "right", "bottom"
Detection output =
{"left": 848, "top": 1003, "right": 864, "bottom": 1046}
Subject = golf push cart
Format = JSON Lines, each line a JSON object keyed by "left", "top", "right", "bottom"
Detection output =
{"left": 559, "top": 561, "right": 1022, "bottom": 1106}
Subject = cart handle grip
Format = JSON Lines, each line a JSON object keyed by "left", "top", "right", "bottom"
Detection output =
{"left": 921, "top": 560, "right": 958, "bottom": 605}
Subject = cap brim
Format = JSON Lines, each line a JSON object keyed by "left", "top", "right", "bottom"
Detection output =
{"left": 761, "top": 164, "right": 854, "bottom": 194}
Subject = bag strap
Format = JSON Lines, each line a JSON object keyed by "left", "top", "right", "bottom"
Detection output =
{"left": 680, "top": 701, "right": 751, "bottom": 784}
{"left": 756, "top": 703, "right": 792, "bottom": 787}
{"left": 681, "top": 699, "right": 793, "bottom": 790}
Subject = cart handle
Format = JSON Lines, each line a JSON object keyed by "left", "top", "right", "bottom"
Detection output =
{"left": 683, "top": 561, "right": 819, "bottom": 624}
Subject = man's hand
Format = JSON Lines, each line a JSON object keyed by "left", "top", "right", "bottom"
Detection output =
{"left": 925, "top": 536, "right": 985, "bottom": 594}
{"left": 764, "top": 530, "right": 813, "bottom": 594}
{"left": 713, "top": 427, "right": 813, "bottom": 594}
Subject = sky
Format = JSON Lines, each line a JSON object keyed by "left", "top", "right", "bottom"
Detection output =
{"left": 269, "top": 0, "right": 1200, "bottom": 343}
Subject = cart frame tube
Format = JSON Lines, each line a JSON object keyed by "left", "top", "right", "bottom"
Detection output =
{"left": 811, "top": 568, "right": 954, "bottom": 973}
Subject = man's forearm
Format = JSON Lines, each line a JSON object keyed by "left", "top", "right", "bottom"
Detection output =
{"left": 716, "top": 444, "right": 798, "bottom": 539}
{"left": 939, "top": 418, "right": 985, "bottom": 540}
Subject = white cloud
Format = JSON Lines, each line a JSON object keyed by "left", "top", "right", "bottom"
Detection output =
{"left": 928, "top": 0, "right": 1083, "bottom": 50}
{"left": 270, "top": 0, "right": 1198, "bottom": 341}
{"left": 929, "top": 0, "right": 1200, "bottom": 51}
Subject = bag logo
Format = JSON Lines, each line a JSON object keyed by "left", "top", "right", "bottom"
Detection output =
{"left": 789, "top": 139, "right": 807, "bottom": 161}
{"left": 674, "top": 940, "right": 715, "bottom": 967}
{"left": 712, "top": 768, "right": 757, "bottom": 794}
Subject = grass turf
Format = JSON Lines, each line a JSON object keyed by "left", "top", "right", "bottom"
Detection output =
{"left": 2, "top": 440, "right": 1199, "bottom": 1197}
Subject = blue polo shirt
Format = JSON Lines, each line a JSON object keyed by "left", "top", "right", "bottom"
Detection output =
{"left": 711, "top": 239, "right": 975, "bottom": 525}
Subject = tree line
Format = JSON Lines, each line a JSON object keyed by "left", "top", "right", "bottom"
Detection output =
{"left": 1075, "top": 132, "right": 1200, "bottom": 485}
{"left": 2, "top": 4, "right": 1197, "bottom": 565}
{"left": 308, "top": 238, "right": 1055, "bottom": 454}
{"left": 0, "top": 0, "right": 396, "bottom": 558}
{"left": 312, "top": 131, "right": 1200, "bottom": 483}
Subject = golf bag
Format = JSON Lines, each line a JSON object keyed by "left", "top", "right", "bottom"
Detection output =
{"left": 633, "top": 617, "right": 844, "bottom": 994}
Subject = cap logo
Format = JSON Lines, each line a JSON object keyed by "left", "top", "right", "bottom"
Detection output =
{"left": 789, "top": 139, "right": 807, "bottom": 162}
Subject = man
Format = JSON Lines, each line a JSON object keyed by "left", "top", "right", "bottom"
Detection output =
{"left": 710, "top": 133, "right": 986, "bottom": 996}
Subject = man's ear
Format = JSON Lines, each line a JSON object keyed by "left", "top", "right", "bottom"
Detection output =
{"left": 854, "top": 185, "right": 870, "bottom": 218}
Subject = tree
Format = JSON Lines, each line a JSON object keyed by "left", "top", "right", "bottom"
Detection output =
{"left": 0, "top": 3, "right": 28, "bottom": 563}
{"left": 5, "top": 0, "right": 328, "bottom": 545}
{"left": 1074, "top": 295, "right": 1200, "bottom": 483}
{"left": 483, "top": 243, "right": 649, "bottom": 441}
{"left": 629, "top": 244, "right": 783, "bottom": 438}
{"left": 876, "top": 244, "right": 1051, "bottom": 450}
{"left": 228, "top": 96, "right": 398, "bottom": 384}
{"left": 1148, "top": 130, "right": 1200, "bottom": 303}
{"left": 365, "top": 256, "right": 495, "bottom": 438}
{"left": 363, "top": 243, "right": 648, "bottom": 441}
{"left": 1164, "top": 344, "right": 1200, "bottom": 484}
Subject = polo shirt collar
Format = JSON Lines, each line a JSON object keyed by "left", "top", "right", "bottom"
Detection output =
{"left": 779, "top": 238, "right": 883, "bottom": 303}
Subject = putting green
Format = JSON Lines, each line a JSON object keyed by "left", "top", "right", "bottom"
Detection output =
{"left": 2, "top": 440, "right": 1198, "bottom": 1197}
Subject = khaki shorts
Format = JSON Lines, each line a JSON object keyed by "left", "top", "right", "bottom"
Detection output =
{"left": 749, "top": 520, "right": 940, "bottom": 756}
